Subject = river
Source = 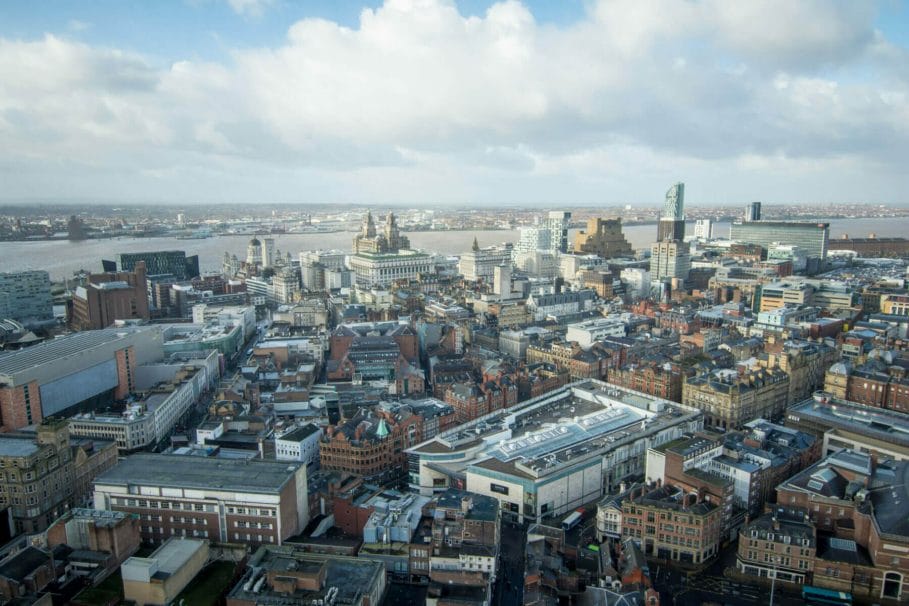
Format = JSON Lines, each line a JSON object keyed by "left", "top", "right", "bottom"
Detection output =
{"left": 0, "top": 217, "right": 904, "bottom": 280}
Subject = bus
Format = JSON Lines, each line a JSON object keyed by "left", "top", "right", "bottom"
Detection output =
{"left": 561, "top": 510, "right": 583, "bottom": 531}
{"left": 802, "top": 586, "right": 852, "bottom": 605}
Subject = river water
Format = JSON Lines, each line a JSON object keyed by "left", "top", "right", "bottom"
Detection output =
{"left": 0, "top": 217, "right": 904, "bottom": 280}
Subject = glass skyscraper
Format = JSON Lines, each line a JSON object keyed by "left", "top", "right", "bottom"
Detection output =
{"left": 658, "top": 182, "right": 685, "bottom": 241}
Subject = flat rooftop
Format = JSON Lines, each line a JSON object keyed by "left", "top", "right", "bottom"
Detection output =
{"left": 0, "top": 327, "right": 153, "bottom": 380}
{"left": 164, "top": 324, "right": 237, "bottom": 344}
{"left": 151, "top": 537, "right": 206, "bottom": 574}
{"left": 278, "top": 424, "right": 320, "bottom": 442}
{"left": 68, "top": 508, "right": 133, "bottom": 528}
{"left": 94, "top": 453, "right": 301, "bottom": 493}
{"left": 788, "top": 397, "right": 909, "bottom": 448}
{"left": 231, "top": 548, "right": 384, "bottom": 605}
{"left": 411, "top": 380, "right": 698, "bottom": 479}
{"left": 0, "top": 435, "right": 40, "bottom": 458}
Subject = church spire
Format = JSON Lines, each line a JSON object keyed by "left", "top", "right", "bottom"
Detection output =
{"left": 472, "top": 236, "right": 480, "bottom": 252}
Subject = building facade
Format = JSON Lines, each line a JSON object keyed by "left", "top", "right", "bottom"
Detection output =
{"left": 111, "top": 250, "right": 200, "bottom": 281}
{"left": 682, "top": 368, "right": 790, "bottom": 430}
{"left": 730, "top": 221, "right": 830, "bottom": 261}
{"left": 71, "top": 262, "right": 150, "bottom": 330}
{"left": 0, "top": 327, "right": 163, "bottom": 430}
{"left": 621, "top": 483, "right": 722, "bottom": 564}
{"left": 0, "top": 271, "right": 53, "bottom": 323}
{"left": 0, "top": 421, "right": 117, "bottom": 533}
{"left": 650, "top": 240, "right": 691, "bottom": 284}
{"left": 458, "top": 244, "right": 513, "bottom": 283}
{"left": 93, "top": 454, "right": 308, "bottom": 546}
{"left": 573, "top": 218, "right": 633, "bottom": 258}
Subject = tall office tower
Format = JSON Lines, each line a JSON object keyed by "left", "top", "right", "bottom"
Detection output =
{"left": 262, "top": 238, "right": 277, "bottom": 268}
{"left": 650, "top": 240, "right": 691, "bottom": 284}
{"left": 544, "top": 211, "right": 572, "bottom": 253}
{"left": 0, "top": 271, "right": 53, "bottom": 322}
{"left": 745, "top": 201, "right": 762, "bottom": 222}
{"left": 493, "top": 264, "right": 512, "bottom": 296}
{"left": 246, "top": 238, "right": 262, "bottom": 266}
{"left": 693, "top": 219, "right": 713, "bottom": 240}
{"left": 657, "top": 182, "right": 686, "bottom": 241}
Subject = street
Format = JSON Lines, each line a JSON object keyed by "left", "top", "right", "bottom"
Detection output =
{"left": 651, "top": 543, "right": 807, "bottom": 606}
{"left": 493, "top": 520, "right": 527, "bottom": 606}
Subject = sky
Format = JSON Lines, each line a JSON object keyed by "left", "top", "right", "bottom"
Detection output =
{"left": 1, "top": 0, "right": 908, "bottom": 207}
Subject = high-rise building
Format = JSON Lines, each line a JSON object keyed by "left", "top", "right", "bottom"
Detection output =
{"left": 650, "top": 240, "right": 691, "bottom": 284}
{"left": 657, "top": 182, "right": 685, "bottom": 241}
{"left": 0, "top": 270, "right": 53, "bottom": 323}
{"left": 493, "top": 264, "right": 512, "bottom": 296}
{"left": 246, "top": 237, "right": 263, "bottom": 266}
{"left": 71, "top": 262, "right": 150, "bottom": 330}
{"left": 744, "top": 201, "right": 762, "bottom": 222}
{"left": 512, "top": 223, "right": 551, "bottom": 258}
{"left": 544, "top": 211, "right": 572, "bottom": 253}
{"left": 513, "top": 211, "right": 575, "bottom": 265}
{"left": 730, "top": 221, "right": 829, "bottom": 261}
{"left": 299, "top": 250, "right": 348, "bottom": 291}
{"left": 573, "top": 218, "right": 633, "bottom": 258}
{"left": 67, "top": 215, "right": 86, "bottom": 240}
{"left": 693, "top": 219, "right": 713, "bottom": 240}
{"left": 261, "top": 237, "right": 277, "bottom": 268}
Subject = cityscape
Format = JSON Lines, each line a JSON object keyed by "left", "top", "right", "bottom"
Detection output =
{"left": 2, "top": 188, "right": 909, "bottom": 606}
{"left": 2, "top": 2, "right": 909, "bottom": 606}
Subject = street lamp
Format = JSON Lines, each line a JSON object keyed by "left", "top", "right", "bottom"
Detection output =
{"left": 769, "top": 555, "right": 781, "bottom": 606}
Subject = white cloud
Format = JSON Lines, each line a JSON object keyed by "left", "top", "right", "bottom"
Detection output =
{"left": 0, "top": 0, "right": 906, "bottom": 205}
{"left": 226, "top": 0, "right": 274, "bottom": 18}
{"left": 67, "top": 19, "right": 92, "bottom": 32}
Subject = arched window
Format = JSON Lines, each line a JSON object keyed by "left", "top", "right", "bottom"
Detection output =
{"left": 883, "top": 571, "right": 902, "bottom": 599}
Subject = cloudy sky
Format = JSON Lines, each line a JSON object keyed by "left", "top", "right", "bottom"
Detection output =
{"left": 1, "top": 0, "right": 908, "bottom": 207}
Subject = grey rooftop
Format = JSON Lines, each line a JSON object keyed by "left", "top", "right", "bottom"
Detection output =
{"left": 94, "top": 453, "right": 301, "bottom": 493}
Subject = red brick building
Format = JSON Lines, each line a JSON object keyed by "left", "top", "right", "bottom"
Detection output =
{"left": 444, "top": 376, "right": 518, "bottom": 424}
{"left": 70, "top": 262, "right": 150, "bottom": 330}
{"left": 320, "top": 408, "right": 424, "bottom": 480}
{"left": 608, "top": 360, "right": 685, "bottom": 403}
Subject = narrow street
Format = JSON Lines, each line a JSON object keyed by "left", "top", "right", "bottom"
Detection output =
{"left": 494, "top": 520, "right": 527, "bottom": 606}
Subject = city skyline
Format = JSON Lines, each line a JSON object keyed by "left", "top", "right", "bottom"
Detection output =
{"left": 1, "top": 0, "right": 908, "bottom": 206}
